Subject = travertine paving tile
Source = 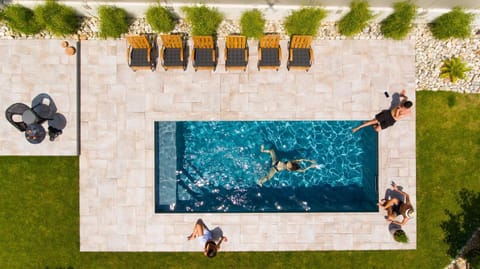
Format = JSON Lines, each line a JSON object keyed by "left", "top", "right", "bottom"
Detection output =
{"left": 0, "top": 38, "right": 416, "bottom": 252}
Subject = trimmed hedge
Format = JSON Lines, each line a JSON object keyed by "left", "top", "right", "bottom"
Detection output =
{"left": 98, "top": 5, "right": 129, "bottom": 39}
{"left": 181, "top": 5, "right": 223, "bottom": 36}
{"left": 146, "top": 6, "right": 176, "bottom": 33}
{"left": 429, "top": 7, "right": 474, "bottom": 40}
{"left": 338, "top": 0, "right": 373, "bottom": 37}
{"left": 380, "top": 1, "right": 417, "bottom": 40}
{"left": 1, "top": 4, "right": 42, "bottom": 35}
{"left": 240, "top": 9, "right": 265, "bottom": 39}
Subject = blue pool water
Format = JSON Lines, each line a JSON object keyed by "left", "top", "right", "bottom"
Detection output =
{"left": 155, "top": 121, "right": 378, "bottom": 213}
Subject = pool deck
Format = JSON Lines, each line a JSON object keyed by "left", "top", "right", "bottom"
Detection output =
{"left": 0, "top": 38, "right": 416, "bottom": 252}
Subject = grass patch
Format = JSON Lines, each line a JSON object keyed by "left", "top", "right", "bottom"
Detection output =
{"left": 338, "top": 0, "right": 373, "bottom": 37}
{"left": 284, "top": 7, "right": 327, "bottom": 36}
{"left": 2, "top": 92, "right": 480, "bottom": 268}
{"left": 0, "top": 156, "right": 79, "bottom": 269}
{"left": 380, "top": 1, "right": 417, "bottom": 40}
{"left": 429, "top": 7, "right": 474, "bottom": 40}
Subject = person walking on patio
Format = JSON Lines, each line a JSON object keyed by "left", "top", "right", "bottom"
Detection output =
{"left": 379, "top": 182, "right": 415, "bottom": 226}
{"left": 352, "top": 89, "right": 413, "bottom": 133}
{"left": 187, "top": 218, "right": 227, "bottom": 258}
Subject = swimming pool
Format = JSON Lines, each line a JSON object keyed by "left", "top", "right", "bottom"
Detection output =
{"left": 155, "top": 121, "right": 378, "bottom": 213}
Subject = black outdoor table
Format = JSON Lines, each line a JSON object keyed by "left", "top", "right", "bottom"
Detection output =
{"left": 25, "top": 123, "right": 46, "bottom": 144}
{"left": 22, "top": 109, "right": 38, "bottom": 125}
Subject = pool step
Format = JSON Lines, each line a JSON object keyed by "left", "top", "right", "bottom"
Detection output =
{"left": 156, "top": 122, "right": 177, "bottom": 207}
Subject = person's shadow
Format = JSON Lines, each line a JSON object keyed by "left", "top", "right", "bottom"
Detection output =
{"left": 198, "top": 218, "right": 225, "bottom": 242}
{"left": 388, "top": 92, "right": 402, "bottom": 110}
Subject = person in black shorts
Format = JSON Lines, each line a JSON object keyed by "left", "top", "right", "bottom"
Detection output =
{"left": 352, "top": 89, "right": 413, "bottom": 133}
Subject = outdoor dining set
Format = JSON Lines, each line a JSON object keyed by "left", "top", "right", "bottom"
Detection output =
{"left": 5, "top": 93, "right": 67, "bottom": 144}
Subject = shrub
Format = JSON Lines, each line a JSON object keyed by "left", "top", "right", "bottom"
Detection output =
{"left": 146, "top": 5, "right": 176, "bottom": 33}
{"left": 34, "top": 0, "right": 79, "bottom": 36}
{"left": 380, "top": 1, "right": 417, "bottom": 40}
{"left": 393, "top": 230, "right": 409, "bottom": 243}
{"left": 284, "top": 7, "right": 327, "bottom": 36}
{"left": 98, "top": 5, "right": 129, "bottom": 39}
{"left": 338, "top": 0, "right": 373, "bottom": 37}
{"left": 181, "top": 5, "right": 223, "bottom": 36}
{"left": 240, "top": 9, "right": 265, "bottom": 39}
{"left": 1, "top": 4, "right": 43, "bottom": 35}
{"left": 439, "top": 56, "right": 471, "bottom": 83}
{"left": 429, "top": 7, "right": 474, "bottom": 40}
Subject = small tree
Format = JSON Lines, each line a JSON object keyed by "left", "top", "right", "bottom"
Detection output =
{"left": 393, "top": 229, "right": 409, "bottom": 243}
{"left": 240, "top": 9, "right": 265, "bottom": 39}
{"left": 380, "top": 1, "right": 417, "bottom": 40}
{"left": 146, "top": 5, "right": 176, "bottom": 33}
{"left": 98, "top": 5, "right": 129, "bottom": 39}
{"left": 34, "top": 0, "right": 79, "bottom": 36}
{"left": 439, "top": 56, "right": 472, "bottom": 83}
{"left": 429, "top": 7, "right": 474, "bottom": 40}
{"left": 284, "top": 7, "right": 327, "bottom": 36}
{"left": 338, "top": 0, "right": 373, "bottom": 37}
{"left": 1, "top": 4, "right": 43, "bottom": 35}
{"left": 181, "top": 5, "right": 223, "bottom": 36}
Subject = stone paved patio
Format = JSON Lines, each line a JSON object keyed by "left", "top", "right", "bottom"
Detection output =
{"left": 0, "top": 38, "right": 416, "bottom": 252}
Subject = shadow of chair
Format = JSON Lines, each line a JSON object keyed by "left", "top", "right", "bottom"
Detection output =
{"left": 5, "top": 103, "right": 30, "bottom": 132}
{"left": 126, "top": 35, "right": 158, "bottom": 72}
{"left": 257, "top": 34, "right": 281, "bottom": 71}
{"left": 224, "top": 35, "right": 248, "bottom": 71}
{"left": 191, "top": 36, "right": 218, "bottom": 71}
{"left": 160, "top": 34, "right": 188, "bottom": 71}
{"left": 287, "top": 35, "right": 313, "bottom": 72}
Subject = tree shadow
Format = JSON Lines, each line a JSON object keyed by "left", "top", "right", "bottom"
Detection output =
{"left": 440, "top": 188, "right": 480, "bottom": 259}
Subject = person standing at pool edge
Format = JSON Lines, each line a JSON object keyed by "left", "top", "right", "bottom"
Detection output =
{"left": 187, "top": 218, "right": 227, "bottom": 258}
{"left": 352, "top": 89, "right": 413, "bottom": 133}
{"left": 257, "top": 144, "right": 318, "bottom": 186}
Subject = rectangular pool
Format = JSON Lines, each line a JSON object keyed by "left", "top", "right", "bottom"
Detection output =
{"left": 155, "top": 121, "right": 378, "bottom": 213}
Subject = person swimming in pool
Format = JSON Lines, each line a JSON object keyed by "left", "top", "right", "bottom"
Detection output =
{"left": 352, "top": 89, "right": 413, "bottom": 133}
{"left": 257, "top": 144, "right": 319, "bottom": 187}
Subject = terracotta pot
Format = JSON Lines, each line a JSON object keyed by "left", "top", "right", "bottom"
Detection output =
{"left": 65, "top": 46, "right": 76, "bottom": 56}
{"left": 61, "top": 41, "right": 69, "bottom": 48}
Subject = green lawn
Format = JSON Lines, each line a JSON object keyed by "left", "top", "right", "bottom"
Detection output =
{"left": 1, "top": 91, "right": 479, "bottom": 269}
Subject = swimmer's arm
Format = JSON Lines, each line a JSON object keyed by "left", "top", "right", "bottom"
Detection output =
{"left": 294, "top": 159, "right": 316, "bottom": 163}
{"left": 296, "top": 164, "right": 318, "bottom": 173}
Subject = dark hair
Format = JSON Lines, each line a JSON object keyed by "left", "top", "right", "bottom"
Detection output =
{"left": 205, "top": 241, "right": 217, "bottom": 258}
{"left": 403, "top": 101, "right": 413, "bottom": 108}
{"left": 289, "top": 162, "right": 301, "bottom": 171}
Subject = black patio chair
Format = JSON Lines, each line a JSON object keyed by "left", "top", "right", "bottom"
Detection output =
{"left": 5, "top": 103, "right": 30, "bottom": 132}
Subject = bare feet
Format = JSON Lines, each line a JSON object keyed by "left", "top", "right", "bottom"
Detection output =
{"left": 352, "top": 127, "right": 359, "bottom": 133}
{"left": 187, "top": 234, "right": 193, "bottom": 240}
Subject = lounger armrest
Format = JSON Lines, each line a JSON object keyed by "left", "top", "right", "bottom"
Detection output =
{"left": 258, "top": 48, "right": 262, "bottom": 61}
{"left": 212, "top": 49, "right": 216, "bottom": 63}
{"left": 289, "top": 48, "right": 293, "bottom": 62}
{"left": 224, "top": 48, "right": 228, "bottom": 61}
{"left": 147, "top": 48, "right": 151, "bottom": 62}
{"left": 244, "top": 48, "right": 248, "bottom": 62}
{"left": 160, "top": 47, "right": 165, "bottom": 64}
{"left": 278, "top": 47, "right": 282, "bottom": 61}
{"left": 180, "top": 47, "right": 184, "bottom": 61}
{"left": 127, "top": 46, "right": 131, "bottom": 65}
